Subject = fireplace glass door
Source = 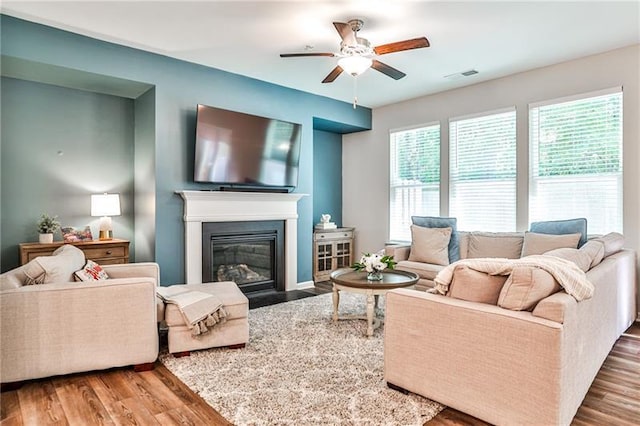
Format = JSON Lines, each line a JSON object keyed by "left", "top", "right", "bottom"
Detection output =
{"left": 203, "top": 220, "right": 285, "bottom": 293}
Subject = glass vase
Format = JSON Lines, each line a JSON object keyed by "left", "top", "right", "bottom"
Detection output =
{"left": 367, "top": 270, "right": 383, "bottom": 281}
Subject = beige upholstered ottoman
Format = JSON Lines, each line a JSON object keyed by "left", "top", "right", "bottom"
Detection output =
{"left": 164, "top": 281, "right": 249, "bottom": 356}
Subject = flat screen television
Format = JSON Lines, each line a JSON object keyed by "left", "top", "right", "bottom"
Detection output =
{"left": 194, "top": 104, "right": 302, "bottom": 191}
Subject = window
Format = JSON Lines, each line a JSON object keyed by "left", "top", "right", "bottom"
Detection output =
{"left": 529, "top": 89, "right": 622, "bottom": 234}
{"left": 449, "top": 109, "right": 517, "bottom": 231}
{"left": 389, "top": 124, "right": 440, "bottom": 241}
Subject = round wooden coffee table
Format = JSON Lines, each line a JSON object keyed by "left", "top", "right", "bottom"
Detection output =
{"left": 330, "top": 268, "right": 419, "bottom": 337}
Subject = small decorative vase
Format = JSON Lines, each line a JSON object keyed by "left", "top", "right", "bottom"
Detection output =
{"left": 367, "top": 270, "right": 383, "bottom": 281}
{"left": 39, "top": 233, "right": 53, "bottom": 244}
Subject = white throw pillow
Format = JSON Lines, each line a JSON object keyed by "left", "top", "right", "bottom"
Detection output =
{"left": 408, "top": 225, "right": 452, "bottom": 266}
{"left": 544, "top": 247, "right": 592, "bottom": 272}
{"left": 36, "top": 244, "right": 86, "bottom": 283}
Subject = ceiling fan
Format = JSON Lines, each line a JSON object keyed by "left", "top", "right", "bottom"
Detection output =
{"left": 280, "top": 19, "right": 430, "bottom": 83}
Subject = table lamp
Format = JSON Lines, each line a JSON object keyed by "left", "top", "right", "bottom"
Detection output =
{"left": 91, "top": 193, "right": 121, "bottom": 240}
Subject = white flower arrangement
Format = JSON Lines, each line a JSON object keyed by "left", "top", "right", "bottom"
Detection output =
{"left": 352, "top": 252, "right": 397, "bottom": 273}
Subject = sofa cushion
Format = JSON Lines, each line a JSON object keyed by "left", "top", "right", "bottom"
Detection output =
{"left": 411, "top": 216, "right": 460, "bottom": 262}
{"left": 521, "top": 232, "right": 581, "bottom": 257}
{"left": 498, "top": 266, "right": 562, "bottom": 311}
{"left": 579, "top": 240, "right": 605, "bottom": 269}
{"left": 543, "top": 248, "right": 592, "bottom": 272}
{"left": 530, "top": 218, "right": 587, "bottom": 247}
{"left": 395, "top": 260, "right": 445, "bottom": 282}
{"left": 467, "top": 232, "right": 524, "bottom": 259}
{"left": 447, "top": 265, "right": 508, "bottom": 304}
{"left": 593, "top": 232, "right": 624, "bottom": 257}
{"left": 74, "top": 260, "right": 110, "bottom": 281}
{"left": 408, "top": 225, "right": 452, "bottom": 266}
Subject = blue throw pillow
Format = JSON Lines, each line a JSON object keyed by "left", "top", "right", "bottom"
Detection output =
{"left": 530, "top": 218, "right": 588, "bottom": 248}
{"left": 411, "top": 216, "right": 459, "bottom": 262}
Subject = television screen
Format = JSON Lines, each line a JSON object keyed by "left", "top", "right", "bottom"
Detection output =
{"left": 194, "top": 104, "right": 302, "bottom": 190}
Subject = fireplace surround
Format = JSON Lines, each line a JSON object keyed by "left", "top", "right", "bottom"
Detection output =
{"left": 177, "top": 190, "right": 306, "bottom": 291}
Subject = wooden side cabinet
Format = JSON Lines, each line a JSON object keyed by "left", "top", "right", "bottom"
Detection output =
{"left": 19, "top": 239, "right": 130, "bottom": 266}
{"left": 313, "top": 227, "right": 354, "bottom": 282}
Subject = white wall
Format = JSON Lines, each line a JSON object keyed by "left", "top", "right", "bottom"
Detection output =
{"left": 344, "top": 44, "right": 640, "bottom": 315}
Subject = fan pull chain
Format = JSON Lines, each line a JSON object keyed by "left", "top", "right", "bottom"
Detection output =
{"left": 353, "top": 76, "right": 358, "bottom": 109}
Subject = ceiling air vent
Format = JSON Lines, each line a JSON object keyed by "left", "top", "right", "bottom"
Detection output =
{"left": 444, "top": 69, "right": 479, "bottom": 80}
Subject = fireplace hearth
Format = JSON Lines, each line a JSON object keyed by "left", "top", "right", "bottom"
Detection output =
{"left": 203, "top": 221, "right": 285, "bottom": 293}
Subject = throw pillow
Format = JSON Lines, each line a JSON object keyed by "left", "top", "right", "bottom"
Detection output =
{"left": 592, "top": 232, "right": 625, "bottom": 257}
{"left": 530, "top": 218, "right": 587, "bottom": 247}
{"left": 411, "top": 216, "right": 460, "bottom": 262}
{"left": 22, "top": 259, "right": 47, "bottom": 285}
{"left": 34, "top": 244, "right": 86, "bottom": 283}
{"left": 74, "top": 259, "right": 110, "bottom": 281}
{"left": 521, "top": 232, "right": 581, "bottom": 257}
{"left": 447, "top": 265, "right": 508, "bottom": 305}
{"left": 498, "top": 266, "right": 562, "bottom": 311}
{"left": 544, "top": 247, "right": 592, "bottom": 272}
{"left": 579, "top": 240, "right": 605, "bottom": 269}
{"left": 408, "top": 225, "right": 452, "bottom": 266}
{"left": 467, "top": 232, "right": 524, "bottom": 259}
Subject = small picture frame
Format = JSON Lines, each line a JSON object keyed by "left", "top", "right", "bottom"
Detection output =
{"left": 62, "top": 226, "right": 93, "bottom": 243}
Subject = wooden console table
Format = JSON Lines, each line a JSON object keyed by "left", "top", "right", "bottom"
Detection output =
{"left": 19, "top": 239, "right": 130, "bottom": 265}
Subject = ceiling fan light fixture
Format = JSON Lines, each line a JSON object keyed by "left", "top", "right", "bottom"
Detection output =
{"left": 338, "top": 56, "right": 372, "bottom": 76}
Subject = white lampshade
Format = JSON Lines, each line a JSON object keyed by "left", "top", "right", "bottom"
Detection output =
{"left": 338, "top": 56, "right": 372, "bottom": 76}
{"left": 91, "top": 193, "right": 121, "bottom": 217}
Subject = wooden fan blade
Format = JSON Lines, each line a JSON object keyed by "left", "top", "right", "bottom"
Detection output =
{"left": 371, "top": 60, "right": 406, "bottom": 80}
{"left": 333, "top": 22, "right": 357, "bottom": 46}
{"left": 322, "top": 66, "right": 344, "bottom": 83}
{"left": 374, "top": 37, "right": 430, "bottom": 55}
{"left": 280, "top": 52, "right": 336, "bottom": 58}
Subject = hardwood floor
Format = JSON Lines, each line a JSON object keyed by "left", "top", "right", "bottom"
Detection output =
{"left": 2, "top": 305, "right": 638, "bottom": 425}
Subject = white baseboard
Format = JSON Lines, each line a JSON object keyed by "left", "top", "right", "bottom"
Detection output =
{"left": 295, "top": 280, "right": 315, "bottom": 290}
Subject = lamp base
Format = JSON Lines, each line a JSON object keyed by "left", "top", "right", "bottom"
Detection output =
{"left": 98, "top": 230, "right": 113, "bottom": 241}
{"left": 98, "top": 216, "right": 114, "bottom": 241}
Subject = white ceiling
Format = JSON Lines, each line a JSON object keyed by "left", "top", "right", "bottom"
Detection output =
{"left": 2, "top": 1, "right": 639, "bottom": 108}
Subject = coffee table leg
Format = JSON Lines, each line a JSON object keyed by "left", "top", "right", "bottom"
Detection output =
{"left": 366, "top": 293, "right": 375, "bottom": 337}
{"left": 332, "top": 284, "right": 340, "bottom": 322}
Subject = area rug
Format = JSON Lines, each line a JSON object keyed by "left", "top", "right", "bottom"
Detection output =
{"left": 160, "top": 292, "right": 444, "bottom": 425}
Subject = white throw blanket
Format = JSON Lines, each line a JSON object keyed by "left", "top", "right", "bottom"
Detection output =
{"left": 433, "top": 255, "right": 594, "bottom": 301}
{"left": 157, "top": 286, "right": 228, "bottom": 336}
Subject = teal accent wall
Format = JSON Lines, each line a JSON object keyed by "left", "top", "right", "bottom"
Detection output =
{"left": 0, "top": 77, "right": 135, "bottom": 268}
{"left": 313, "top": 130, "right": 343, "bottom": 227}
{"left": 0, "top": 15, "right": 371, "bottom": 284}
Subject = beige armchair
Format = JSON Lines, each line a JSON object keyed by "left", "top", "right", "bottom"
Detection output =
{"left": 1, "top": 248, "right": 160, "bottom": 385}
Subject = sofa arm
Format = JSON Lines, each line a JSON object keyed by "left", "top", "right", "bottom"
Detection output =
{"left": 531, "top": 291, "right": 577, "bottom": 324}
{"left": 0, "top": 277, "right": 159, "bottom": 383}
{"left": 385, "top": 244, "right": 411, "bottom": 261}
{"left": 102, "top": 262, "right": 159, "bottom": 283}
{"left": 384, "top": 288, "right": 569, "bottom": 425}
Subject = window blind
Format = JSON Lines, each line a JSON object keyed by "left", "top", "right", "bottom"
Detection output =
{"left": 529, "top": 90, "right": 622, "bottom": 234}
{"left": 449, "top": 109, "right": 516, "bottom": 231}
{"left": 389, "top": 124, "right": 440, "bottom": 241}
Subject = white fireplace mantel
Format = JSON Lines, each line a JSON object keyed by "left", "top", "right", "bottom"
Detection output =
{"left": 176, "top": 190, "right": 307, "bottom": 290}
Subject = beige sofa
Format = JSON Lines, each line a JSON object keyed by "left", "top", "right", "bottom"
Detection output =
{"left": 384, "top": 232, "right": 637, "bottom": 425}
{"left": 1, "top": 246, "right": 159, "bottom": 384}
